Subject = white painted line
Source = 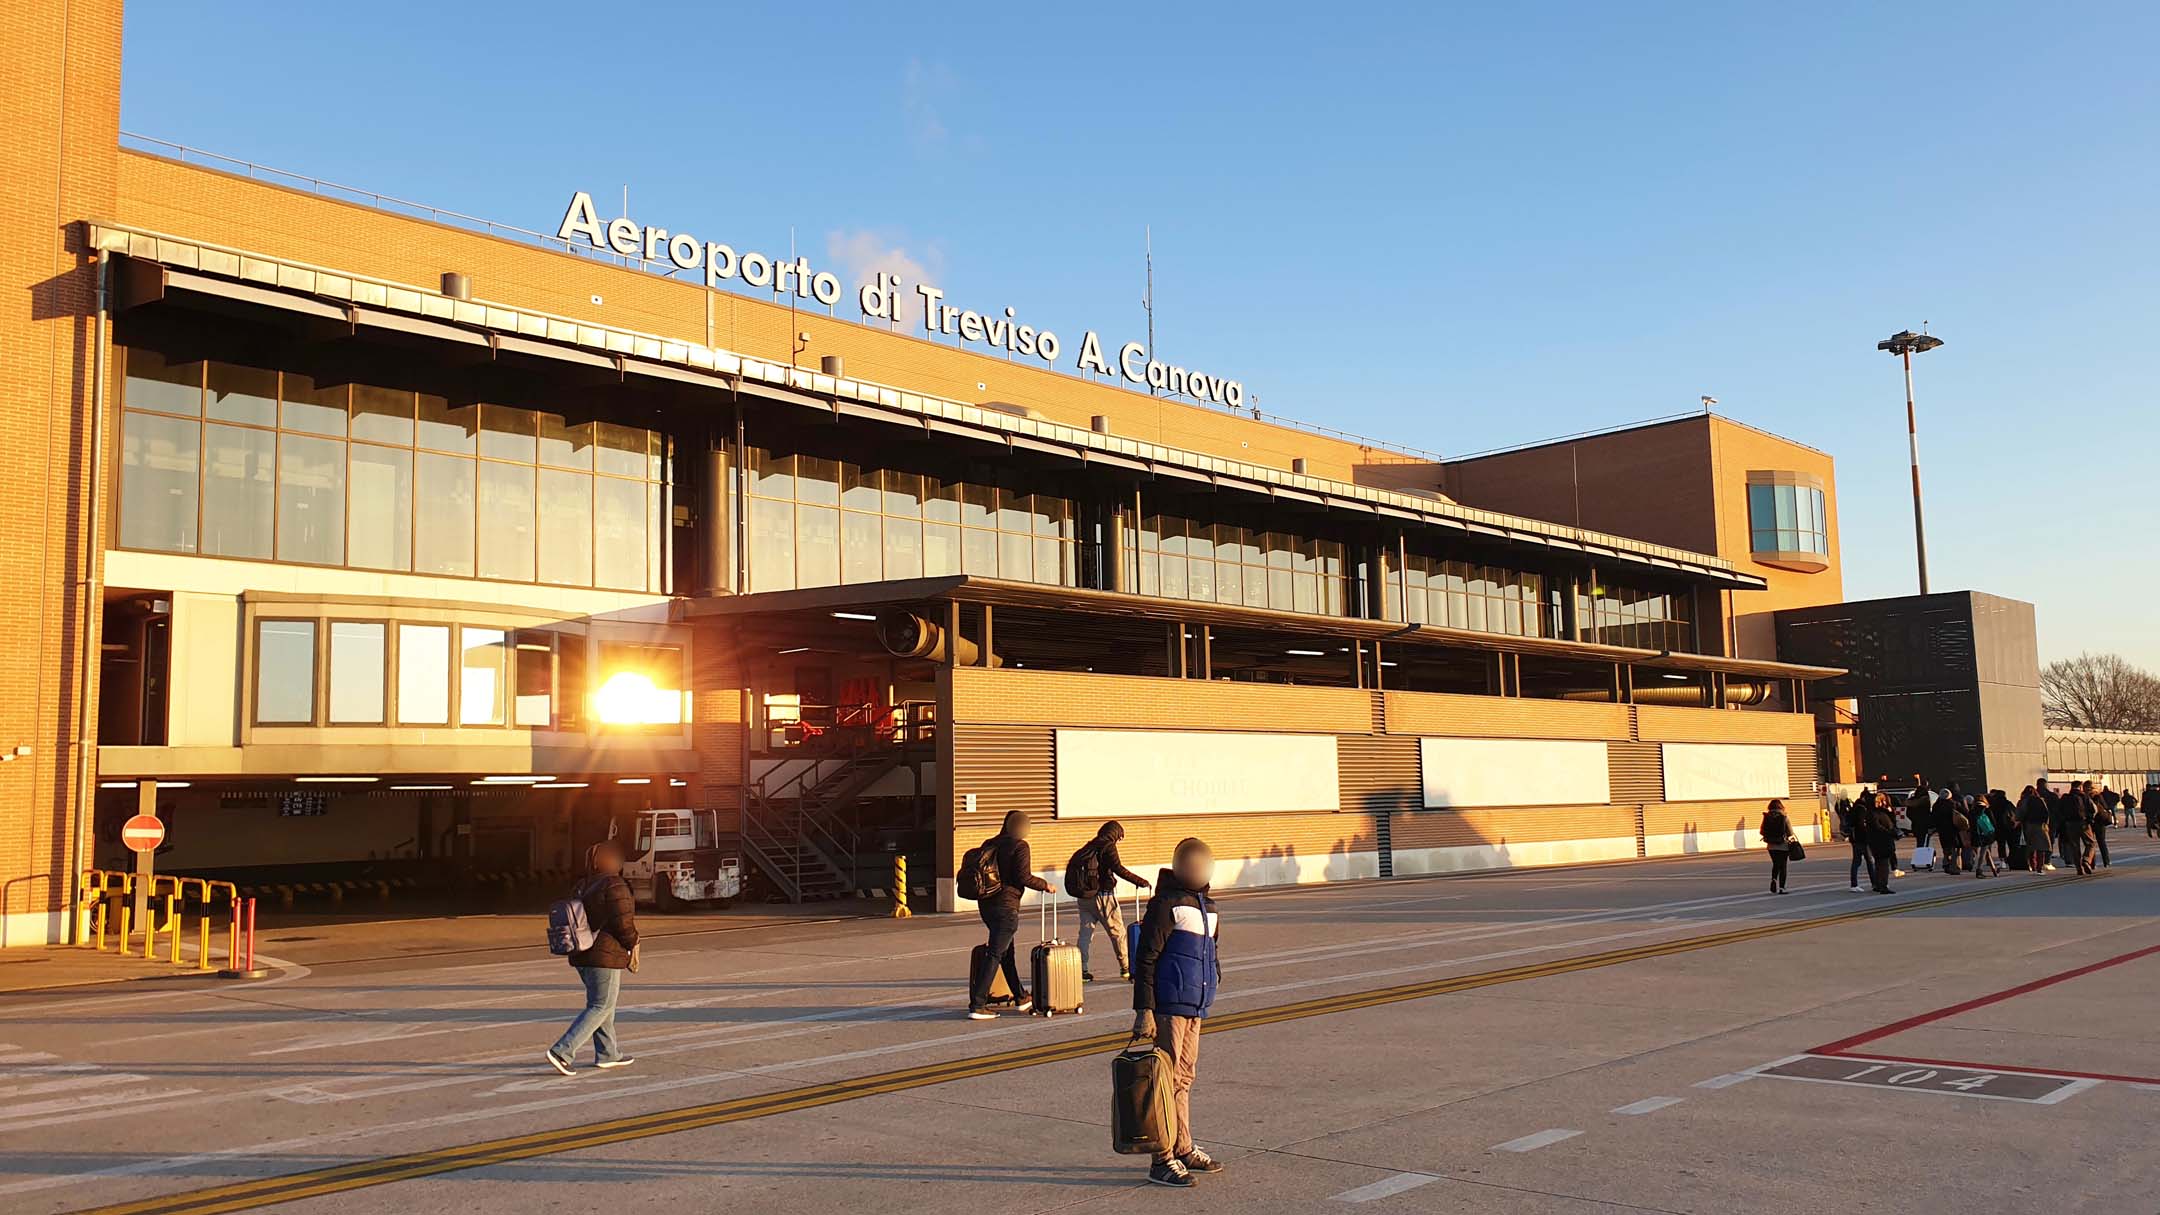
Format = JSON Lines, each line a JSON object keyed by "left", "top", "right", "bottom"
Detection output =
{"left": 1491, "top": 1128, "right": 1581, "bottom": 1153}
{"left": 1332, "top": 1172, "right": 1442, "bottom": 1202}
{"left": 1611, "top": 1096, "right": 1683, "bottom": 1115}
{"left": 1694, "top": 1072, "right": 1755, "bottom": 1090}
{"left": 2030, "top": 1078, "right": 2102, "bottom": 1106}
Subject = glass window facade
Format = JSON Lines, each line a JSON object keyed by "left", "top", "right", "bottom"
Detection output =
{"left": 254, "top": 619, "right": 316, "bottom": 724}
{"left": 327, "top": 621, "right": 386, "bottom": 724}
{"left": 745, "top": 449, "right": 1076, "bottom": 592}
{"left": 1578, "top": 582, "right": 1693, "bottom": 651}
{"left": 1393, "top": 555, "right": 1556, "bottom": 637}
{"left": 396, "top": 624, "right": 451, "bottom": 725}
{"left": 1129, "top": 515, "right": 1346, "bottom": 616}
{"left": 116, "top": 350, "right": 670, "bottom": 592}
{"left": 1747, "top": 480, "right": 1829, "bottom": 557}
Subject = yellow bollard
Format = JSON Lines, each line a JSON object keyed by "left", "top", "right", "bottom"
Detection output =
{"left": 117, "top": 905, "right": 132, "bottom": 957}
{"left": 228, "top": 908, "right": 240, "bottom": 968}
{"left": 169, "top": 900, "right": 183, "bottom": 966}
{"left": 195, "top": 911, "right": 211, "bottom": 971}
{"left": 891, "top": 855, "right": 911, "bottom": 919}
{"left": 92, "top": 898, "right": 107, "bottom": 952}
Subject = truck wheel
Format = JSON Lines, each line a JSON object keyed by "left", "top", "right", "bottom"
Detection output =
{"left": 653, "top": 882, "right": 676, "bottom": 914}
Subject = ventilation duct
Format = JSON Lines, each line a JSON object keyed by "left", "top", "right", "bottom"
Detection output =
{"left": 875, "top": 610, "right": 1001, "bottom": 668}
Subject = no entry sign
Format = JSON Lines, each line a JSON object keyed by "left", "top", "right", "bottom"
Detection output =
{"left": 120, "top": 814, "right": 165, "bottom": 853}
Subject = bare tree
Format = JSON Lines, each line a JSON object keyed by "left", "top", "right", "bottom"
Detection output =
{"left": 2041, "top": 653, "right": 2160, "bottom": 732}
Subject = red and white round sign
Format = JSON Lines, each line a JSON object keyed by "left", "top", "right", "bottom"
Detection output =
{"left": 120, "top": 814, "right": 165, "bottom": 854}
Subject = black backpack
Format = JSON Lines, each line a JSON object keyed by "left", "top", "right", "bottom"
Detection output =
{"left": 956, "top": 836, "right": 1004, "bottom": 901}
{"left": 1064, "top": 840, "right": 1102, "bottom": 899}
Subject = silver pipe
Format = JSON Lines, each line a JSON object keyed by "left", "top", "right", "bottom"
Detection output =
{"left": 68, "top": 250, "right": 111, "bottom": 943}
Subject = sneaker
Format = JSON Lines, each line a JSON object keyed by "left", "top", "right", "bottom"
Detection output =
{"left": 1083, "top": 972, "right": 1096, "bottom": 983}
{"left": 543, "top": 1051, "right": 574, "bottom": 1076}
{"left": 1850, "top": 884, "right": 1862, "bottom": 892}
{"left": 966, "top": 1008, "right": 998, "bottom": 1021}
{"left": 1893, "top": 869, "right": 1908, "bottom": 878}
{"left": 1148, "top": 1160, "right": 1195, "bottom": 1187}
{"left": 1180, "top": 1147, "right": 1225, "bottom": 1174}
{"left": 1118, "top": 970, "right": 1130, "bottom": 981}
{"left": 1012, "top": 997, "right": 1034, "bottom": 1014}
{"left": 595, "top": 1057, "right": 635, "bottom": 1070}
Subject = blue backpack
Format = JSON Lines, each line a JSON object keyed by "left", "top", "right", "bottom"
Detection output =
{"left": 547, "top": 881, "right": 597, "bottom": 955}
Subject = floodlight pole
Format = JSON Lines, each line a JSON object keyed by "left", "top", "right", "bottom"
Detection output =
{"left": 1878, "top": 330, "right": 1943, "bottom": 595}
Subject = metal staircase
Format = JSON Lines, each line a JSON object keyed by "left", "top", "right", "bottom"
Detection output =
{"left": 742, "top": 749, "right": 916, "bottom": 903}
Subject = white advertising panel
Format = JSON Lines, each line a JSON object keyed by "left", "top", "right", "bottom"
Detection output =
{"left": 1053, "top": 730, "right": 1339, "bottom": 818}
{"left": 1661, "top": 742, "right": 1790, "bottom": 802}
{"left": 1419, "top": 738, "right": 1611, "bottom": 808}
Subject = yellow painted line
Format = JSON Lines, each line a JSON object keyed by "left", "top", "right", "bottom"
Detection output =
{"left": 69, "top": 875, "right": 2075, "bottom": 1215}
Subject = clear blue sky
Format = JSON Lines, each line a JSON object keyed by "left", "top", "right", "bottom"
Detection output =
{"left": 119, "top": 2, "right": 2159, "bottom": 668}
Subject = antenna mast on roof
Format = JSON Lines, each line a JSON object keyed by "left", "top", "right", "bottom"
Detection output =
{"left": 1143, "top": 225, "right": 1156, "bottom": 397}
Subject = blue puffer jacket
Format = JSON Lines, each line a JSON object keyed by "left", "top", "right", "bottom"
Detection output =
{"left": 1131, "top": 868, "right": 1220, "bottom": 1019}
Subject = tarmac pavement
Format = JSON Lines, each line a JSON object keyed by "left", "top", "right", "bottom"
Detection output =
{"left": 3, "top": 840, "right": 2157, "bottom": 1213}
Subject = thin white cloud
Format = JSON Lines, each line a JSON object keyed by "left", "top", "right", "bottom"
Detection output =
{"left": 825, "top": 229, "right": 945, "bottom": 326}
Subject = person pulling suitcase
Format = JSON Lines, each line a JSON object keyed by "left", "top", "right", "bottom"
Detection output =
{"left": 962, "top": 810, "right": 1053, "bottom": 1020}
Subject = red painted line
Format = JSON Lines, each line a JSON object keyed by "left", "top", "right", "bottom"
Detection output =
{"left": 1811, "top": 942, "right": 2160, "bottom": 1056}
{"left": 1812, "top": 1050, "right": 2160, "bottom": 1087}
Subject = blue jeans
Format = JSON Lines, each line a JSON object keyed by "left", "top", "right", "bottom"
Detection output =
{"left": 551, "top": 966, "right": 624, "bottom": 1064}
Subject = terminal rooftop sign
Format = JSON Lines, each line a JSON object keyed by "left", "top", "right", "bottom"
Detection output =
{"left": 556, "top": 191, "right": 1245, "bottom": 409}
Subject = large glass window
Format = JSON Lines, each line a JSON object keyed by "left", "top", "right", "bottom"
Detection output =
{"left": 460, "top": 626, "right": 507, "bottom": 726}
{"left": 1746, "top": 478, "right": 1830, "bottom": 558}
{"left": 254, "top": 619, "right": 316, "bottom": 724}
{"left": 745, "top": 447, "right": 1077, "bottom": 593}
{"left": 1394, "top": 555, "right": 1551, "bottom": 638}
{"left": 396, "top": 623, "right": 451, "bottom": 724}
{"left": 593, "top": 642, "right": 686, "bottom": 727}
{"left": 513, "top": 633, "right": 555, "bottom": 727}
{"left": 349, "top": 444, "right": 413, "bottom": 571}
{"left": 202, "top": 424, "right": 275, "bottom": 558}
{"left": 328, "top": 621, "right": 385, "bottom": 724}
{"left": 1579, "top": 581, "right": 1694, "bottom": 651}
{"left": 116, "top": 351, "right": 671, "bottom": 593}
{"left": 277, "top": 433, "right": 346, "bottom": 565}
{"left": 1131, "top": 516, "right": 1345, "bottom": 617}
{"left": 119, "top": 412, "right": 200, "bottom": 553}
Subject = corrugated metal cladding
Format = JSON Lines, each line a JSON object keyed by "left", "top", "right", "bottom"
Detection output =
{"left": 1786, "top": 744, "right": 1820, "bottom": 797}
{"left": 1643, "top": 800, "right": 1772, "bottom": 840}
{"left": 1392, "top": 805, "right": 1636, "bottom": 849}
{"left": 948, "top": 725, "right": 1055, "bottom": 820}
{"left": 1606, "top": 741, "right": 1664, "bottom": 803}
{"left": 1338, "top": 735, "right": 1420, "bottom": 814}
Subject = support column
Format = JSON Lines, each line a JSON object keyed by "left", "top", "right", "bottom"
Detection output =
{"left": 130, "top": 780, "right": 158, "bottom": 919}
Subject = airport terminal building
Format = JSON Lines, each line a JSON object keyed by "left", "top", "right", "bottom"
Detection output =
{"left": 2, "top": 1, "right": 1846, "bottom": 942}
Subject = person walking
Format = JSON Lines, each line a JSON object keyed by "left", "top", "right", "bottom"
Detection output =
{"left": 2122, "top": 788, "right": 2139, "bottom": 833}
{"left": 2100, "top": 785, "right": 2121, "bottom": 829}
{"left": 1968, "top": 794, "right": 2001, "bottom": 878}
{"left": 1938, "top": 794, "right": 1967, "bottom": 876}
{"left": 2146, "top": 784, "right": 2160, "bottom": 838}
{"left": 1760, "top": 799, "right": 1796, "bottom": 893}
{"left": 1988, "top": 790, "right": 2018, "bottom": 869}
{"left": 546, "top": 841, "right": 640, "bottom": 1075}
{"left": 1131, "top": 837, "right": 1225, "bottom": 1188}
{"left": 1847, "top": 789, "right": 1879, "bottom": 892}
{"left": 2057, "top": 783, "right": 2094, "bottom": 876}
{"left": 1907, "top": 782, "right": 1935, "bottom": 864}
{"left": 2019, "top": 783, "right": 2053, "bottom": 874}
{"left": 1068, "top": 820, "right": 1151, "bottom": 982}
{"left": 1866, "top": 793, "right": 1901, "bottom": 894}
{"left": 966, "top": 810, "right": 1054, "bottom": 1020}
{"left": 2090, "top": 783, "right": 2114, "bottom": 869}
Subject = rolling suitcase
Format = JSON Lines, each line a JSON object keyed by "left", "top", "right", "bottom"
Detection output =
{"left": 1031, "top": 890, "right": 1084, "bottom": 1017}
{"left": 1125, "top": 888, "right": 1146, "bottom": 973}
{"left": 1111, "top": 1037, "right": 1177, "bottom": 1155}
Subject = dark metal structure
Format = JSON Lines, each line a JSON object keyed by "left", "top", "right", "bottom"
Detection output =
{"left": 1775, "top": 590, "right": 2042, "bottom": 793}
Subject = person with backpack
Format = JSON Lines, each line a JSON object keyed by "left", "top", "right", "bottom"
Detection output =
{"left": 1068, "top": 821, "right": 1152, "bottom": 983}
{"left": 1759, "top": 799, "right": 1794, "bottom": 894}
{"left": 1937, "top": 793, "right": 1967, "bottom": 876}
{"left": 1130, "top": 837, "right": 1224, "bottom": 1188}
{"left": 963, "top": 810, "right": 1053, "bottom": 1020}
{"left": 1847, "top": 789, "right": 1880, "bottom": 892}
{"left": 1968, "top": 794, "right": 2001, "bottom": 878}
{"left": 2088, "top": 781, "right": 2114, "bottom": 868}
{"left": 545, "top": 840, "right": 640, "bottom": 1075}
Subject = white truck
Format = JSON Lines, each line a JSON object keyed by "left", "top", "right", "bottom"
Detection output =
{"left": 613, "top": 808, "right": 742, "bottom": 911}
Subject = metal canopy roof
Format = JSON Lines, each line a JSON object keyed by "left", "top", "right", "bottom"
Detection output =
{"left": 90, "top": 222, "right": 1768, "bottom": 593}
{"left": 681, "top": 576, "right": 1843, "bottom": 681}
